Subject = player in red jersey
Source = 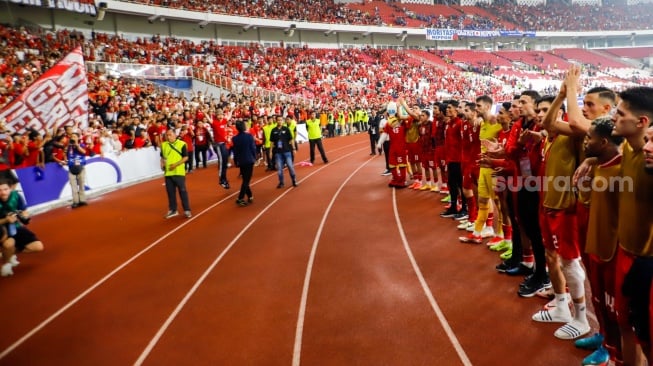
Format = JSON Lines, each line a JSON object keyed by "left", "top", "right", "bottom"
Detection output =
{"left": 574, "top": 117, "right": 624, "bottom": 366}
{"left": 458, "top": 102, "right": 482, "bottom": 238}
{"left": 440, "top": 101, "right": 465, "bottom": 219}
{"left": 377, "top": 100, "right": 408, "bottom": 188}
{"left": 431, "top": 104, "right": 447, "bottom": 193}
{"left": 399, "top": 99, "right": 423, "bottom": 189}
{"left": 418, "top": 110, "right": 436, "bottom": 191}
{"left": 610, "top": 87, "right": 653, "bottom": 366}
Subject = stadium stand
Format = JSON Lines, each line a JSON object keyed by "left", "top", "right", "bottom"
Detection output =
{"left": 111, "top": 0, "right": 653, "bottom": 31}
{"left": 552, "top": 48, "right": 631, "bottom": 69}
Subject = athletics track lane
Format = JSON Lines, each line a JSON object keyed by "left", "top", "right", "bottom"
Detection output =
{"left": 0, "top": 134, "right": 589, "bottom": 365}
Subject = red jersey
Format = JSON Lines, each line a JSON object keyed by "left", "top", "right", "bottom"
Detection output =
{"left": 91, "top": 136, "right": 102, "bottom": 156}
{"left": 383, "top": 117, "right": 407, "bottom": 151}
{"left": 180, "top": 132, "right": 194, "bottom": 152}
{"left": 225, "top": 125, "right": 236, "bottom": 150}
{"left": 211, "top": 117, "right": 228, "bottom": 144}
{"left": 490, "top": 129, "right": 517, "bottom": 176}
{"left": 432, "top": 117, "right": 446, "bottom": 148}
{"left": 249, "top": 124, "right": 264, "bottom": 146}
{"left": 52, "top": 144, "right": 65, "bottom": 162}
{"left": 505, "top": 118, "right": 543, "bottom": 177}
{"left": 461, "top": 120, "right": 481, "bottom": 164}
{"left": 11, "top": 142, "right": 27, "bottom": 168}
{"left": 147, "top": 124, "right": 165, "bottom": 146}
{"left": 134, "top": 136, "right": 148, "bottom": 149}
{"left": 497, "top": 128, "right": 510, "bottom": 147}
{"left": 445, "top": 117, "right": 463, "bottom": 163}
{"left": 418, "top": 121, "right": 434, "bottom": 153}
{"left": 194, "top": 126, "right": 211, "bottom": 147}
{"left": 24, "top": 141, "right": 40, "bottom": 167}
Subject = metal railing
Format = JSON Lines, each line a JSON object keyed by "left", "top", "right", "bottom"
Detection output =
{"left": 191, "top": 67, "right": 315, "bottom": 106}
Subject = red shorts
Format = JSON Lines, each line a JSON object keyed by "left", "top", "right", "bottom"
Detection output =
{"left": 587, "top": 254, "right": 622, "bottom": 354}
{"left": 576, "top": 202, "right": 591, "bottom": 268}
{"left": 540, "top": 207, "right": 580, "bottom": 260}
{"left": 617, "top": 248, "right": 653, "bottom": 347}
{"left": 388, "top": 148, "right": 407, "bottom": 168}
{"left": 406, "top": 143, "right": 421, "bottom": 164}
{"left": 434, "top": 146, "right": 446, "bottom": 169}
{"left": 462, "top": 162, "right": 479, "bottom": 190}
{"left": 421, "top": 150, "right": 436, "bottom": 170}
{"left": 614, "top": 246, "right": 635, "bottom": 326}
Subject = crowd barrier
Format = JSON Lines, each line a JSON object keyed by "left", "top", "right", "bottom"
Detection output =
{"left": 15, "top": 127, "right": 308, "bottom": 215}
{"left": 15, "top": 147, "right": 217, "bottom": 215}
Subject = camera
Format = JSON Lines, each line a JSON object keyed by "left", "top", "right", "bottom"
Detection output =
{"left": 10, "top": 211, "right": 30, "bottom": 225}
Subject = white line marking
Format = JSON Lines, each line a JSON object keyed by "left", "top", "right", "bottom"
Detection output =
{"left": 0, "top": 142, "right": 367, "bottom": 361}
{"left": 134, "top": 147, "right": 368, "bottom": 366}
{"left": 291, "top": 157, "right": 375, "bottom": 366}
{"left": 391, "top": 188, "right": 473, "bottom": 366}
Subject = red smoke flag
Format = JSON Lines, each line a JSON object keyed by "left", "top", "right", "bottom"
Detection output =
{"left": 0, "top": 46, "right": 88, "bottom": 133}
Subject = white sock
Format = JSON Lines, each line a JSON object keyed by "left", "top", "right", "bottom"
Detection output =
{"left": 554, "top": 293, "right": 571, "bottom": 315}
{"left": 573, "top": 301, "right": 589, "bottom": 324}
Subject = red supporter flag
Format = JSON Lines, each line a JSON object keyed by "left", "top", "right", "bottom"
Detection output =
{"left": 0, "top": 46, "right": 88, "bottom": 133}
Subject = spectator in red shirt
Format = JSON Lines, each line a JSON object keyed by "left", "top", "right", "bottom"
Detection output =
{"left": 133, "top": 130, "right": 152, "bottom": 149}
{"left": 211, "top": 109, "right": 230, "bottom": 189}
{"left": 179, "top": 125, "right": 194, "bottom": 172}
{"left": 193, "top": 120, "right": 212, "bottom": 169}
{"left": 10, "top": 134, "right": 28, "bottom": 169}
{"left": 23, "top": 131, "right": 43, "bottom": 167}
{"left": 147, "top": 119, "right": 166, "bottom": 148}
{"left": 248, "top": 116, "right": 264, "bottom": 165}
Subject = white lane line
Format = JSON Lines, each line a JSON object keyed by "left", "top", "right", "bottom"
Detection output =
{"left": 391, "top": 188, "right": 473, "bottom": 366}
{"left": 0, "top": 142, "right": 368, "bottom": 361}
{"left": 0, "top": 185, "right": 252, "bottom": 360}
{"left": 134, "top": 147, "right": 369, "bottom": 366}
{"left": 291, "top": 157, "right": 375, "bottom": 366}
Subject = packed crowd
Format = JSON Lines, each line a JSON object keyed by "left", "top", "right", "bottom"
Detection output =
{"left": 0, "top": 66, "right": 373, "bottom": 170}
{"left": 0, "top": 25, "right": 84, "bottom": 108}
{"left": 1, "top": 18, "right": 653, "bottom": 366}
{"left": 370, "top": 64, "right": 653, "bottom": 366}
{"left": 135, "top": 0, "right": 377, "bottom": 25}
{"left": 485, "top": 2, "right": 653, "bottom": 32}
{"left": 1, "top": 26, "right": 516, "bottom": 114}
{"left": 124, "top": 0, "right": 653, "bottom": 31}
{"left": 82, "top": 33, "right": 510, "bottom": 104}
{"left": 6, "top": 23, "right": 651, "bottom": 123}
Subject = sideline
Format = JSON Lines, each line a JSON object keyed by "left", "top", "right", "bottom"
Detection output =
{"left": 291, "top": 156, "right": 375, "bottom": 366}
{"left": 133, "top": 145, "right": 368, "bottom": 365}
{"left": 0, "top": 141, "right": 367, "bottom": 361}
{"left": 392, "top": 188, "right": 473, "bottom": 366}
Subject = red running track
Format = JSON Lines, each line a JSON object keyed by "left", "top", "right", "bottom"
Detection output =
{"left": 0, "top": 134, "right": 589, "bottom": 365}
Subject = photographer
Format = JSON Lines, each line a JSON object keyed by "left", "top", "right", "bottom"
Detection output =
{"left": 0, "top": 180, "right": 44, "bottom": 277}
{"left": 66, "top": 132, "right": 88, "bottom": 208}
